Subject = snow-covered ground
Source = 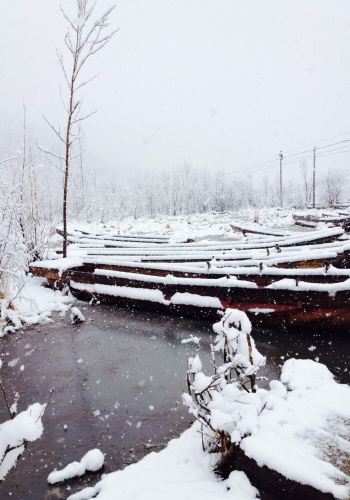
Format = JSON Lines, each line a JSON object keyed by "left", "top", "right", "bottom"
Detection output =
{"left": 65, "top": 206, "right": 349, "bottom": 244}
{"left": 1, "top": 207, "right": 349, "bottom": 498}
{"left": 67, "top": 354, "right": 350, "bottom": 500}
{"left": 67, "top": 424, "right": 259, "bottom": 500}
{"left": 0, "top": 276, "right": 73, "bottom": 337}
{"left": 67, "top": 311, "right": 350, "bottom": 500}
{"left": 67, "top": 208, "right": 297, "bottom": 242}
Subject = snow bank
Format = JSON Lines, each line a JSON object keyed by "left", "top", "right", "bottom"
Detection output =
{"left": 280, "top": 358, "right": 334, "bottom": 391}
{"left": 67, "top": 425, "right": 258, "bottom": 500}
{"left": 0, "top": 403, "right": 45, "bottom": 480}
{"left": 182, "top": 311, "right": 350, "bottom": 499}
{"left": 1, "top": 277, "right": 73, "bottom": 337}
{"left": 240, "top": 359, "right": 350, "bottom": 498}
{"left": 48, "top": 449, "right": 104, "bottom": 484}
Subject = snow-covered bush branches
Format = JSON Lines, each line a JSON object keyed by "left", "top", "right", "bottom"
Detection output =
{"left": 0, "top": 118, "right": 58, "bottom": 330}
{"left": 182, "top": 309, "right": 265, "bottom": 458}
{"left": 0, "top": 401, "right": 46, "bottom": 481}
{"left": 182, "top": 311, "right": 350, "bottom": 498}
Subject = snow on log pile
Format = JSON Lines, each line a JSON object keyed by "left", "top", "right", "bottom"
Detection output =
{"left": 70, "top": 280, "right": 226, "bottom": 309}
{"left": 70, "top": 280, "right": 170, "bottom": 305}
{"left": 93, "top": 269, "right": 259, "bottom": 288}
{"left": 267, "top": 277, "right": 350, "bottom": 295}
{"left": 28, "top": 221, "right": 350, "bottom": 328}
{"left": 83, "top": 258, "right": 350, "bottom": 278}
{"left": 30, "top": 258, "right": 84, "bottom": 277}
{"left": 230, "top": 220, "right": 292, "bottom": 236}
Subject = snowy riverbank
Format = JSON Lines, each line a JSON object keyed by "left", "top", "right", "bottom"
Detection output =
{"left": 0, "top": 276, "right": 73, "bottom": 337}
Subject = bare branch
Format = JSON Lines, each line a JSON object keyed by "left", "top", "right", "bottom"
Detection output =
{"left": 72, "top": 110, "right": 97, "bottom": 124}
{"left": 37, "top": 144, "right": 65, "bottom": 164}
{"left": 60, "top": 5, "right": 78, "bottom": 33}
{"left": 64, "top": 33, "right": 75, "bottom": 56}
{"left": 56, "top": 49, "right": 70, "bottom": 88}
{"left": 76, "top": 27, "right": 118, "bottom": 75}
{"left": 59, "top": 85, "right": 69, "bottom": 113}
{"left": 42, "top": 115, "right": 66, "bottom": 144}
{"left": 75, "top": 73, "right": 100, "bottom": 91}
{"left": 0, "top": 381, "right": 13, "bottom": 419}
{"left": 0, "top": 157, "right": 18, "bottom": 166}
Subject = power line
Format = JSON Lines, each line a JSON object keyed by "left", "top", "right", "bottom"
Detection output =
{"left": 282, "top": 130, "right": 350, "bottom": 155}
{"left": 229, "top": 132, "right": 350, "bottom": 177}
{"left": 282, "top": 147, "right": 350, "bottom": 166}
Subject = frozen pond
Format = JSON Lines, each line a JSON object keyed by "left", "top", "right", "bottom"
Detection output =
{"left": 0, "top": 304, "right": 348, "bottom": 498}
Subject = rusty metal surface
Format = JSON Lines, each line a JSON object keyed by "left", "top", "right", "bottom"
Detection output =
{"left": 1, "top": 304, "right": 349, "bottom": 499}
{"left": 65, "top": 267, "right": 350, "bottom": 330}
{"left": 29, "top": 261, "right": 350, "bottom": 330}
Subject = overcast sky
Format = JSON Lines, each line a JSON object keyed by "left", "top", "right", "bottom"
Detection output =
{"left": 1, "top": 0, "right": 349, "bottom": 178}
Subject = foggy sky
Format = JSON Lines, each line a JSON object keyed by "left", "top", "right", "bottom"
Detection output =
{"left": 1, "top": 0, "right": 350, "bottom": 178}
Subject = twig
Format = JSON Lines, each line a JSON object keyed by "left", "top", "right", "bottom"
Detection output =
{"left": 0, "top": 380, "right": 13, "bottom": 419}
{"left": 35, "top": 387, "right": 54, "bottom": 423}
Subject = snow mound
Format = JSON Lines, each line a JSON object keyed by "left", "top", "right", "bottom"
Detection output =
{"left": 241, "top": 359, "right": 350, "bottom": 498}
{"left": 70, "top": 306, "right": 86, "bottom": 324}
{"left": 281, "top": 358, "right": 334, "bottom": 391}
{"left": 48, "top": 448, "right": 104, "bottom": 484}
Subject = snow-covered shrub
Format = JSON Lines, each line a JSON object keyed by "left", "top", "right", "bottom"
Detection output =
{"left": 0, "top": 149, "right": 57, "bottom": 332}
{"left": 0, "top": 402, "right": 46, "bottom": 481}
{"left": 182, "top": 309, "right": 265, "bottom": 458}
{"left": 183, "top": 309, "right": 350, "bottom": 498}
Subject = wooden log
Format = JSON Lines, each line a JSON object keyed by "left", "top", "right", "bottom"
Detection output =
{"left": 216, "top": 444, "right": 334, "bottom": 500}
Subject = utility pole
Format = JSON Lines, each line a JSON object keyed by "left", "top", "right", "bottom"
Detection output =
{"left": 279, "top": 151, "right": 283, "bottom": 207}
{"left": 312, "top": 146, "right": 316, "bottom": 208}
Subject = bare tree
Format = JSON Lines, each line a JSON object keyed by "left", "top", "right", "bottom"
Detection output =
{"left": 323, "top": 169, "right": 346, "bottom": 206}
{"left": 45, "top": 0, "right": 117, "bottom": 257}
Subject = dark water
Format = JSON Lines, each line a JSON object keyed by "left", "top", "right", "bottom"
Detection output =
{"left": 0, "top": 304, "right": 348, "bottom": 499}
